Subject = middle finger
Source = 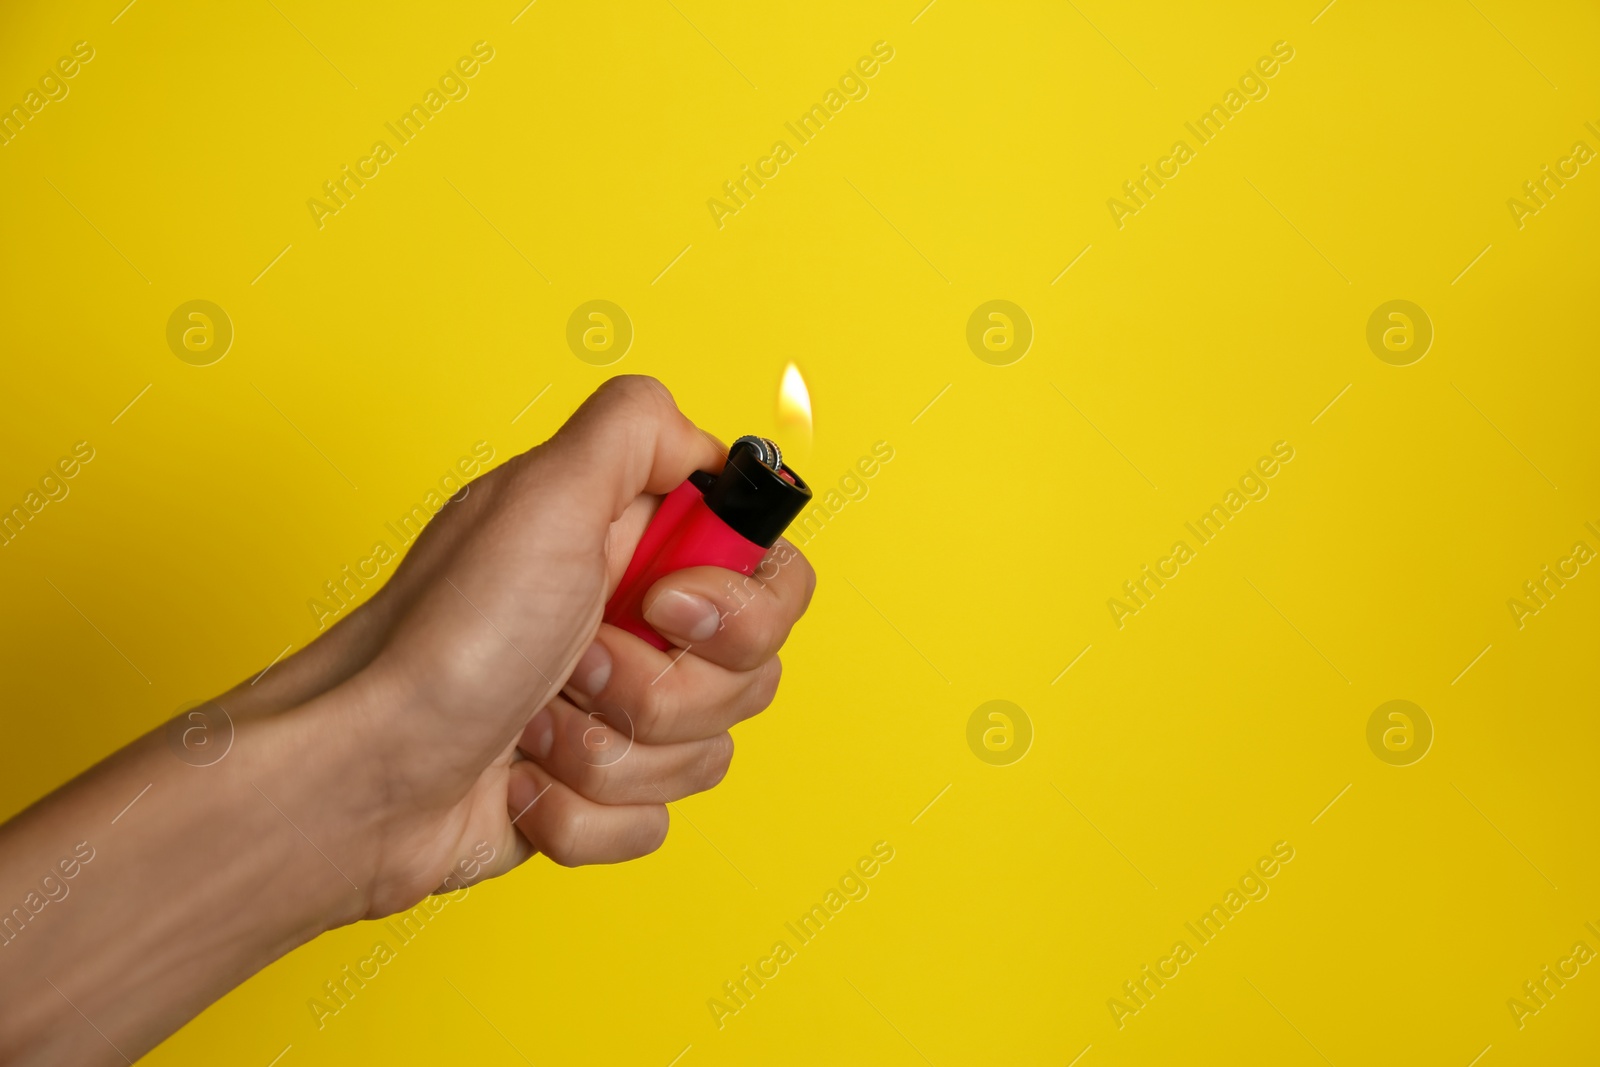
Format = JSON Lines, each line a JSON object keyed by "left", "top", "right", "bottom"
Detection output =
{"left": 561, "top": 623, "right": 782, "bottom": 744}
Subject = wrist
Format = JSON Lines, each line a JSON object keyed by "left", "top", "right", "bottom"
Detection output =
{"left": 245, "top": 691, "right": 389, "bottom": 931}
{"left": 291, "top": 660, "right": 473, "bottom": 920}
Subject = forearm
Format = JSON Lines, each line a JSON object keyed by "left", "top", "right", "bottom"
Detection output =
{"left": 0, "top": 695, "right": 378, "bottom": 1065}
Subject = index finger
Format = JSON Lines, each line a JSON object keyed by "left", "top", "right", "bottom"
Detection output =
{"left": 539, "top": 375, "right": 724, "bottom": 529}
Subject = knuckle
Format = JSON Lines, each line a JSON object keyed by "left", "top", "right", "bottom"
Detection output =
{"left": 798, "top": 556, "right": 818, "bottom": 607}
{"left": 635, "top": 678, "right": 681, "bottom": 742}
{"left": 766, "top": 539, "right": 814, "bottom": 603}
{"left": 752, "top": 553, "right": 783, "bottom": 585}
{"left": 640, "top": 806, "right": 670, "bottom": 855}
{"left": 542, "top": 804, "right": 588, "bottom": 868}
{"left": 717, "top": 612, "right": 778, "bottom": 673}
{"left": 745, "top": 613, "right": 787, "bottom": 668}
{"left": 754, "top": 656, "right": 783, "bottom": 710}
{"left": 601, "top": 374, "right": 670, "bottom": 411}
{"left": 697, "top": 733, "right": 735, "bottom": 791}
{"left": 572, "top": 721, "right": 627, "bottom": 797}
{"left": 570, "top": 757, "right": 608, "bottom": 802}
{"left": 720, "top": 571, "right": 765, "bottom": 617}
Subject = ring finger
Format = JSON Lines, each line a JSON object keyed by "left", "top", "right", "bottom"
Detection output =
{"left": 518, "top": 695, "right": 734, "bottom": 805}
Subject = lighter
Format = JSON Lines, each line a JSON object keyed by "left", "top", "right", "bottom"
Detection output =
{"left": 602, "top": 435, "right": 812, "bottom": 650}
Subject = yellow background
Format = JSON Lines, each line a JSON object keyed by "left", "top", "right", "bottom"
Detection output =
{"left": 3, "top": 0, "right": 1598, "bottom": 1063}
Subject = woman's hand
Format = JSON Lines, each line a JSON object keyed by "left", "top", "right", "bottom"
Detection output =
{"left": 0, "top": 375, "right": 814, "bottom": 1065}
{"left": 231, "top": 374, "right": 815, "bottom": 913}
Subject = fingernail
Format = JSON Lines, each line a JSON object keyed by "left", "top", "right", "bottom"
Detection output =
{"left": 644, "top": 589, "right": 721, "bottom": 642}
{"left": 525, "top": 707, "right": 554, "bottom": 762}
{"left": 567, "top": 641, "right": 612, "bottom": 699}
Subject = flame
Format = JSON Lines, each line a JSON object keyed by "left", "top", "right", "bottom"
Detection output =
{"left": 777, "top": 361, "right": 812, "bottom": 445}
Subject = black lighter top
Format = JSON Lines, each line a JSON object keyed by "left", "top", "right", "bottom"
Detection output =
{"left": 689, "top": 435, "right": 813, "bottom": 548}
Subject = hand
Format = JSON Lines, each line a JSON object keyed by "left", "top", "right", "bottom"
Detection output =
{"left": 232, "top": 375, "right": 816, "bottom": 917}
{"left": 0, "top": 376, "right": 815, "bottom": 1066}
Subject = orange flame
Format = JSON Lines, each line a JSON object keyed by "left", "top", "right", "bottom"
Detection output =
{"left": 777, "top": 362, "right": 812, "bottom": 446}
